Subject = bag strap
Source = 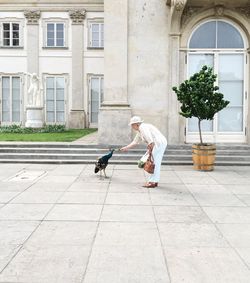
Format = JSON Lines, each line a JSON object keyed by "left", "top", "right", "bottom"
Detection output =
{"left": 148, "top": 152, "right": 154, "bottom": 162}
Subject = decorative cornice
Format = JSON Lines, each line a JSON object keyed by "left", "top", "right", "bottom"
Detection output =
{"left": 236, "top": 5, "right": 250, "bottom": 18}
{"left": 24, "top": 10, "right": 41, "bottom": 24}
{"left": 69, "top": 10, "right": 86, "bottom": 24}
{"left": 175, "top": 0, "right": 186, "bottom": 12}
{"left": 181, "top": 6, "right": 203, "bottom": 26}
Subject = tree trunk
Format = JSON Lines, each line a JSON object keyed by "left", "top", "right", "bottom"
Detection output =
{"left": 198, "top": 119, "right": 203, "bottom": 145}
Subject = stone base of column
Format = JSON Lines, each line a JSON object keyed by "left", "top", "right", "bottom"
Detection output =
{"left": 25, "top": 106, "right": 44, "bottom": 128}
{"left": 68, "top": 110, "right": 86, "bottom": 128}
{"left": 98, "top": 106, "right": 132, "bottom": 145}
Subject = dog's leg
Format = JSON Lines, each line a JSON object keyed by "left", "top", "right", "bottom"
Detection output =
{"left": 104, "top": 169, "right": 107, "bottom": 178}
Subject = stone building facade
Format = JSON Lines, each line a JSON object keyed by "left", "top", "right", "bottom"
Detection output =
{"left": 0, "top": 0, "right": 104, "bottom": 129}
{"left": 0, "top": 0, "right": 250, "bottom": 145}
{"left": 100, "top": 0, "right": 250, "bottom": 145}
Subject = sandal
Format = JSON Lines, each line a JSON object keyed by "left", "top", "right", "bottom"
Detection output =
{"left": 143, "top": 182, "right": 157, "bottom": 188}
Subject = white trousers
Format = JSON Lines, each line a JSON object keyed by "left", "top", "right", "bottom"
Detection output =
{"left": 148, "top": 144, "right": 167, "bottom": 183}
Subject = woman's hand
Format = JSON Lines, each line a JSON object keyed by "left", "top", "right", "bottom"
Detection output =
{"left": 147, "top": 143, "right": 154, "bottom": 153}
{"left": 120, "top": 146, "right": 128, "bottom": 152}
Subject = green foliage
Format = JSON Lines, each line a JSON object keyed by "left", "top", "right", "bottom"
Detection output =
{"left": 172, "top": 65, "right": 229, "bottom": 120}
{"left": 172, "top": 65, "right": 230, "bottom": 144}
{"left": 0, "top": 124, "right": 66, "bottom": 134}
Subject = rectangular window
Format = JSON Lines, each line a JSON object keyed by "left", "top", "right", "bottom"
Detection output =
{"left": 90, "top": 76, "right": 104, "bottom": 123}
{"left": 89, "top": 22, "right": 104, "bottom": 48}
{"left": 46, "top": 23, "right": 64, "bottom": 47}
{"left": 2, "top": 22, "right": 20, "bottom": 47}
{"left": 1, "top": 76, "right": 21, "bottom": 123}
{"left": 46, "top": 77, "right": 65, "bottom": 123}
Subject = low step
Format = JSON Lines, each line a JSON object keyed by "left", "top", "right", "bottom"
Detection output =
{"left": 0, "top": 143, "right": 250, "bottom": 165}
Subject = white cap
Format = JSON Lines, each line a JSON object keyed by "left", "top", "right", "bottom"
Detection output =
{"left": 129, "top": 116, "right": 144, "bottom": 126}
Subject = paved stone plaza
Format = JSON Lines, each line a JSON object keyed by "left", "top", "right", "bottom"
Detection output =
{"left": 0, "top": 163, "right": 250, "bottom": 282}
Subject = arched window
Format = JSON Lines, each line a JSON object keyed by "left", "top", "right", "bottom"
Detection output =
{"left": 187, "top": 20, "right": 246, "bottom": 143}
{"left": 189, "top": 20, "right": 244, "bottom": 49}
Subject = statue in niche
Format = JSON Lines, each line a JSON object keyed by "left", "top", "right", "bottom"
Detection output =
{"left": 25, "top": 72, "right": 43, "bottom": 107}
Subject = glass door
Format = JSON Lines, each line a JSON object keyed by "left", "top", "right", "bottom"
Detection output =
{"left": 186, "top": 53, "right": 246, "bottom": 143}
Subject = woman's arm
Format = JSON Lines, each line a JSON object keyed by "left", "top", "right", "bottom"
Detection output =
{"left": 120, "top": 141, "right": 138, "bottom": 152}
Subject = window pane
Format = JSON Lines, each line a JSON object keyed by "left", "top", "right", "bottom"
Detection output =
{"left": 46, "top": 77, "right": 54, "bottom": 88}
{"left": 92, "top": 40, "right": 99, "bottom": 47}
{"left": 92, "top": 24, "right": 99, "bottom": 32}
{"left": 2, "top": 77, "right": 10, "bottom": 122}
{"left": 217, "top": 21, "right": 244, "bottom": 48}
{"left": 219, "top": 81, "right": 243, "bottom": 107}
{"left": 13, "top": 39, "right": 19, "bottom": 46}
{"left": 46, "top": 100, "right": 54, "bottom": 111}
{"left": 46, "top": 89, "right": 54, "bottom": 100}
{"left": 56, "top": 101, "right": 64, "bottom": 111}
{"left": 92, "top": 32, "right": 99, "bottom": 41}
{"left": 91, "top": 78, "right": 100, "bottom": 123}
{"left": 2, "top": 111, "right": 10, "bottom": 122}
{"left": 56, "top": 38, "right": 64, "bottom": 46}
{"left": 3, "top": 39, "right": 10, "bottom": 46}
{"left": 12, "top": 77, "right": 20, "bottom": 89}
{"left": 189, "top": 21, "right": 216, "bottom": 48}
{"left": 13, "top": 31, "right": 19, "bottom": 38}
{"left": 218, "top": 107, "right": 243, "bottom": 132}
{"left": 188, "top": 54, "right": 214, "bottom": 76}
{"left": 56, "top": 24, "right": 64, "bottom": 46}
{"left": 219, "top": 54, "right": 244, "bottom": 80}
{"left": 101, "top": 78, "right": 104, "bottom": 103}
{"left": 3, "top": 77, "right": 10, "bottom": 89}
{"left": 47, "top": 112, "right": 54, "bottom": 122}
{"left": 12, "top": 100, "right": 20, "bottom": 111}
{"left": 47, "top": 23, "right": 54, "bottom": 32}
{"left": 12, "top": 89, "right": 20, "bottom": 101}
{"left": 56, "top": 23, "right": 64, "bottom": 31}
{"left": 47, "top": 38, "right": 54, "bottom": 46}
{"left": 3, "top": 31, "right": 10, "bottom": 38}
{"left": 56, "top": 77, "right": 64, "bottom": 89}
{"left": 56, "top": 89, "right": 64, "bottom": 100}
{"left": 56, "top": 112, "right": 64, "bottom": 122}
{"left": 47, "top": 24, "right": 54, "bottom": 46}
{"left": 188, "top": 117, "right": 213, "bottom": 132}
{"left": 12, "top": 111, "right": 20, "bottom": 122}
{"left": 12, "top": 23, "right": 19, "bottom": 31}
{"left": 3, "top": 23, "right": 10, "bottom": 30}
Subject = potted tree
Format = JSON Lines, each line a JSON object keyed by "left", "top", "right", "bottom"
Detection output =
{"left": 172, "top": 65, "right": 230, "bottom": 171}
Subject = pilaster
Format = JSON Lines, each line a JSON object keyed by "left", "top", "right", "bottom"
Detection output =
{"left": 68, "top": 9, "right": 86, "bottom": 128}
{"left": 168, "top": 0, "right": 187, "bottom": 144}
{"left": 24, "top": 10, "right": 40, "bottom": 74}
{"left": 98, "top": 0, "right": 131, "bottom": 145}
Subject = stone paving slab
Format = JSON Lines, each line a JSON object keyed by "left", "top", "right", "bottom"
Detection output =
{"left": 0, "top": 164, "right": 250, "bottom": 282}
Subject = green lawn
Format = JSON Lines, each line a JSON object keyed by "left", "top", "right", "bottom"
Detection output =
{"left": 0, "top": 129, "right": 97, "bottom": 142}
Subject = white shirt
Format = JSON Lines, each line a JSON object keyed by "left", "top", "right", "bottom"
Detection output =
{"left": 133, "top": 123, "right": 167, "bottom": 148}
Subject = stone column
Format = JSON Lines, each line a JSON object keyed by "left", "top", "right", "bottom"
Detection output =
{"left": 98, "top": 0, "right": 131, "bottom": 145}
{"left": 68, "top": 10, "right": 86, "bottom": 128}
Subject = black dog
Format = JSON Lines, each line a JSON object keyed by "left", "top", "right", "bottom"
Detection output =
{"left": 94, "top": 149, "right": 115, "bottom": 178}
